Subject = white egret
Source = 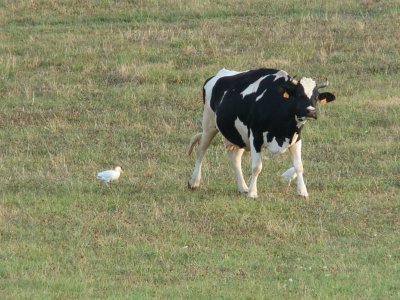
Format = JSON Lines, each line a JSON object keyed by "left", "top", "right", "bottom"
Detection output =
{"left": 96, "top": 166, "right": 122, "bottom": 184}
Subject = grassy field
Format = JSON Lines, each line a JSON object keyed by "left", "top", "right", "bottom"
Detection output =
{"left": 1, "top": 0, "right": 399, "bottom": 298}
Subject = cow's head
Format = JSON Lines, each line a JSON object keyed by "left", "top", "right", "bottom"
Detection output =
{"left": 282, "top": 77, "right": 336, "bottom": 120}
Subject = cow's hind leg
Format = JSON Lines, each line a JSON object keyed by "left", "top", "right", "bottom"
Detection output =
{"left": 227, "top": 146, "right": 248, "bottom": 194}
{"left": 188, "top": 128, "right": 218, "bottom": 189}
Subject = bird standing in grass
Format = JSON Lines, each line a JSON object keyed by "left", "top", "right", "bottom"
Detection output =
{"left": 281, "top": 167, "right": 297, "bottom": 185}
{"left": 97, "top": 166, "right": 123, "bottom": 184}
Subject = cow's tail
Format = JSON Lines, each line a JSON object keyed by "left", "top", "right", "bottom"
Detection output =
{"left": 187, "top": 132, "right": 202, "bottom": 156}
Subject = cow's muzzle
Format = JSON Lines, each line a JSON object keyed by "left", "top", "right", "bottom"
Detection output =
{"left": 306, "top": 107, "right": 318, "bottom": 119}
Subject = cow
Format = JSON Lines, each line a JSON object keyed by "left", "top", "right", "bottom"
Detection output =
{"left": 187, "top": 68, "right": 336, "bottom": 198}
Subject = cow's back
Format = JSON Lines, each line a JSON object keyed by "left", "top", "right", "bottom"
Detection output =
{"left": 207, "top": 68, "right": 283, "bottom": 111}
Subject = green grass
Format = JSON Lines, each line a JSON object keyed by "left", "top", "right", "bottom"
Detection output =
{"left": 1, "top": 0, "right": 399, "bottom": 298}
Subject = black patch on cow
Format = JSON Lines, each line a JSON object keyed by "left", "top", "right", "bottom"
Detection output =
{"left": 202, "top": 76, "right": 214, "bottom": 104}
{"left": 252, "top": 130, "right": 264, "bottom": 152}
{"left": 266, "top": 132, "right": 274, "bottom": 143}
{"left": 215, "top": 90, "right": 248, "bottom": 148}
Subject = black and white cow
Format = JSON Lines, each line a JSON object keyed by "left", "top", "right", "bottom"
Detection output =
{"left": 188, "top": 68, "right": 335, "bottom": 198}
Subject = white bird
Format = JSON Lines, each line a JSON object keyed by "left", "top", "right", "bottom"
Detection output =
{"left": 281, "top": 167, "right": 297, "bottom": 185}
{"left": 96, "top": 166, "right": 122, "bottom": 184}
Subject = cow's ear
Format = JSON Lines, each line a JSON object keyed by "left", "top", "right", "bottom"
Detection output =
{"left": 318, "top": 92, "right": 336, "bottom": 105}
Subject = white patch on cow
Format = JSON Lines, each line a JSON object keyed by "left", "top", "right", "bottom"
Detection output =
{"left": 255, "top": 89, "right": 267, "bottom": 102}
{"left": 295, "top": 115, "right": 307, "bottom": 128}
{"left": 299, "top": 77, "right": 316, "bottom": 98}
{"left": 273, "top": 70, "right": 289, "bottom": 82}
{"left": 263, "top": 132, "right": 290, "bottom": 154}
{"left": 240, "top": 75, "right": 269, "bottom": 98}
{"left": 204, "top": 68, "right": 244, "bottom": 104}
{"left": 234, "top": 117, "right": 250, "bottom": 148}
{"left": 306, "top": 105, "right": 316, "bottom": 111}
{"left": 220, "top": 91, "right": 228, "bottom": 105}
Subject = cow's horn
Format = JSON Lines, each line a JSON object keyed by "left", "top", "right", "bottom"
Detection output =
{"left": 317, "top": 79, "right": 329, "bottom": 89}
{"left": 291, "top": 76, "right": 298, "bottom": 85}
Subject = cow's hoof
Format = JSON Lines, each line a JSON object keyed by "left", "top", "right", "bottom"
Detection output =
{"left": 247, "top": 193, "right": 258, "bottom": 199}
{"left": 298, "top": 194, "right": 309, "bottom": 199}
{"left": 188, "top": 182, "right": 198, "bottom": 190}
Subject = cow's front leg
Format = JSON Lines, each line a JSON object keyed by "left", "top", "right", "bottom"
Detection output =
{"left": 289, "top": 139, "right": 308, "bottom": 198}
{"left": 227, "top": 146, "right": 248, "bottom": 194}
{"left": 248, "top": 132, "right": 263, "bottom": 198}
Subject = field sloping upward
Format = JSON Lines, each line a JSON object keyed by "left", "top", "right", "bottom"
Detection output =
{"left": 1, "top": 1, "right": 399, "bottom": 298}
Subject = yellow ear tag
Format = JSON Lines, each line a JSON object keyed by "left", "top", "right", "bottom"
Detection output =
{"left": 320, "top": 99, "right": 327, "bottom": 105}
{"left": 283, "top": 92, "right": 289, "bottom": 99}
